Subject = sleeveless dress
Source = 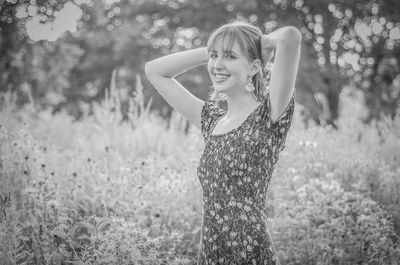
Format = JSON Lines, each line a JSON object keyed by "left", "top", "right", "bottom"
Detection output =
{"left": 196, "top": 90, "right": 295, "bottom": 265}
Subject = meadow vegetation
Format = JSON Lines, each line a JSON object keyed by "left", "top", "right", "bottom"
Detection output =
{"left": 1, "top": 74, "right": 400, "bottom": 264}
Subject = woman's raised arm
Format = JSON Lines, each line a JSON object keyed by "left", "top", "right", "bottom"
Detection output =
{"left": 261, "top": 26, "right": 302, "bottom": 124}
{"left": 145, "top": 47, "right": 208, "bottom": 78}
{"left": 144, "top": 47, "right": 209, "bottom": 130}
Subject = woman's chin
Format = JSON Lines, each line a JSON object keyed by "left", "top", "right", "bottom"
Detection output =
{"left": 214, "top": 84, "right": 227, "bottom": 91}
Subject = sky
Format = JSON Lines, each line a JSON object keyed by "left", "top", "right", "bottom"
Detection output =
{"left": 23, "top": 0, "right": 120, "bottom": 42}
{"left": 23, "top": 0, "right": 120, "bottom": 41}
{"left": 24, "top": 2, "right": 83, "bottom": 42}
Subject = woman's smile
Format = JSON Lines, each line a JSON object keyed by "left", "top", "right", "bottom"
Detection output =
{"left": 214, "top": 73, "right": 230, "bottom": 82}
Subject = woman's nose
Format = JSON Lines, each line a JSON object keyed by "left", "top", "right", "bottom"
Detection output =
{"left": 213, "top": 56, "right": 224, "bottom": 69}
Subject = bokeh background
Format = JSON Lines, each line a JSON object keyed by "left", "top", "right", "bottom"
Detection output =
{"left": 1, "top": 0, "right": 400, "bottom": 264}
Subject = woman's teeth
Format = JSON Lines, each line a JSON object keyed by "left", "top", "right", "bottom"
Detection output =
{"left": 215, "top": 74, "right": 229, "bottom": 82}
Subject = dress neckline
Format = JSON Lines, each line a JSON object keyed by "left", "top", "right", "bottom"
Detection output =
{"left": 210, "top": 102, "right": 263, "bottom": 138}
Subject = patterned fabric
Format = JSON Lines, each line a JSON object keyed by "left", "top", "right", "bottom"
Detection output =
{"left": 197, "top": 90, "right": 295, "bottom": 265}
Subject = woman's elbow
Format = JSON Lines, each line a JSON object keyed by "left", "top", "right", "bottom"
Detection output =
{"left": 281, "top": 26, "right": 302, "bottom": 46}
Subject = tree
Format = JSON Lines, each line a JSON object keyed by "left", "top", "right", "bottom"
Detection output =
{"left": 2, "top": 0, "right": 398, "bottom": 126}
{"left": 0, "top": 0, "right": 78, "bottom": 106}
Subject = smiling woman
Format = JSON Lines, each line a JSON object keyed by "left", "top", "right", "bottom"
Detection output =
{"left": 145, "top": 20, "right": 301, "bottom": 265}
{"left": 206, "top": 22, "right": 267, "bottom": 106}
{"left": 207, "top": 41, "right": 255, "bottom": 108}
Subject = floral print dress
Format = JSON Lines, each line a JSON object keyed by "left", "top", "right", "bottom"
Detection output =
{"left": 196, "top": 90, "right": 295, "bottom": 265}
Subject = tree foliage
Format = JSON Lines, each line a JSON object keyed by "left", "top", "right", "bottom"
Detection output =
{"left": 1, "top": 0, "right": 399, "bottom": 126}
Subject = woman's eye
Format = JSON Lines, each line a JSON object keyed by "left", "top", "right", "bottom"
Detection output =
{"left": 209, "top": 53, "right": 235, "bottom": 59}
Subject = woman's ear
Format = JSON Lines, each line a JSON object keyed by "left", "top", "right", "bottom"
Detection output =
{"left": 250, "top": 59, "right": 262, "bottom": 76}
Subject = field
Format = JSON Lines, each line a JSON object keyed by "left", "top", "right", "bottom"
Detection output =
{"left": 1, "top": 79, "right": 400, "bottom": 264}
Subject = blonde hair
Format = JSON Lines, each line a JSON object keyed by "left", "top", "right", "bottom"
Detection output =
{"left": 206, "top": 20, "right": 270, "bottom": 103}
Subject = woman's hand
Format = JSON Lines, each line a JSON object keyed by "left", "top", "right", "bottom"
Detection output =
{"left": 260, "top": 34, "right": 277, "bottom": 65}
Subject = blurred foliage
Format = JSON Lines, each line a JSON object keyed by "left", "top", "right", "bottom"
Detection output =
{"left": 1, "top": 0, "right": 400, "bottom": 127}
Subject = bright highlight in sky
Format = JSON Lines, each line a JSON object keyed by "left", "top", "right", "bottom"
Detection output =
{"left": 25, "top": 3, "right": 83, "bottom": 42}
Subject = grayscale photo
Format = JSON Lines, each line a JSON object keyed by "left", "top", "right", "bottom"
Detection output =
{"left": 1, "top": 0, "right": 399, "bottom": 264}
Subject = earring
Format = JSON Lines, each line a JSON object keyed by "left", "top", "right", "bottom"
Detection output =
{"left": 245, "top": 78, "right": 255, "bottom": 92}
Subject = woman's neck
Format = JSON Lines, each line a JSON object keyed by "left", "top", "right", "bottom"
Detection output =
{"left": 223, "top": 93, "right": 260, "bottom": 120}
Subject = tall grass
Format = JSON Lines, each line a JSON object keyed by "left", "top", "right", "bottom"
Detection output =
{"left": 1, "top": 75, "right": 400, "bottom": 264}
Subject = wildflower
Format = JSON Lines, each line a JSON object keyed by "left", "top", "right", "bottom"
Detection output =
{"left": 293, "top": 175, "right": 302, "bottom": 182}
{"left": 24, "top": 155, "right": 29, "bottom": 160}
{"left": 41, "top": 164, "right": 46, "bottom": 169}
{"left": 73, "top": 172, "right": 77, "bottom": 177}
{"left": 326, "top": 172, "right": 334, "bottom": 178}
{"left": 47, "top": 200, "right": 59, "bottom": 208}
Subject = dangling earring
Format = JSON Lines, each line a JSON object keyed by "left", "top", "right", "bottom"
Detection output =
{"left": 245, "top": 77, "right": 255, "bottom": 92}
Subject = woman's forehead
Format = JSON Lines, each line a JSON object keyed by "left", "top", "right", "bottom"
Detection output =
{"left": 209, "top": 37, "right": 243, "bottom": 53}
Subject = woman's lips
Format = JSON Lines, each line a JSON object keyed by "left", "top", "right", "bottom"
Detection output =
{"left": 214, "top": 73, "right": 230, "bottom": 82}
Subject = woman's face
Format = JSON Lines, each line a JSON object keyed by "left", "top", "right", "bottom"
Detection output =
{"left": 207, "top": 39, "right": 253, "bottom": 95}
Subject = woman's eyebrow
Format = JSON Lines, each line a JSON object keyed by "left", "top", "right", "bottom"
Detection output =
{"left": 223, "top": 50, "right": 236, "bottom": 55}
{"left": 208, "top": 49, "right": 237, "bottom": 56}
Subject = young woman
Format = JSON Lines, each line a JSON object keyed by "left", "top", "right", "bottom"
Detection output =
{"left": 145, "top": 21, "right": 301, "bottom": 265}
